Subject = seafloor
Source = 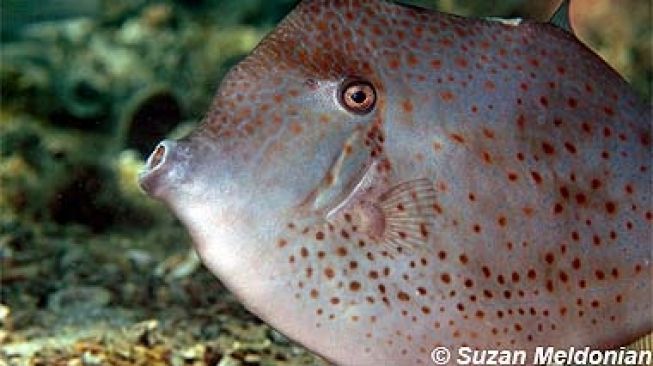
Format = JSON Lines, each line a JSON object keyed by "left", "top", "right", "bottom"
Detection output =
{"left": 0, "top": 0, "right": 650, "bottom": 365}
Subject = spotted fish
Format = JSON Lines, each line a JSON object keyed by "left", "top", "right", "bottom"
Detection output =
{"left": 139, "top": 1, "right": 652, "bottom": 364}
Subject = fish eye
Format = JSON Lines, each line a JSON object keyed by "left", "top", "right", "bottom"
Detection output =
{"left": 340, "top": 79, "right": 376, "bottom": 114}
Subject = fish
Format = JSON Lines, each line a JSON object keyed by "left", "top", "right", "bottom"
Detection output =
{"left": 138, "top": 0, "right": 652, "bottom": 364}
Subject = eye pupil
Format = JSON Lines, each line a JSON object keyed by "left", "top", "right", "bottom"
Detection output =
{"left": 341, "top": 79, "right": 376, "bottom": 114}
{"left": 351, "top": 90, "right": 367, "bottom": 104}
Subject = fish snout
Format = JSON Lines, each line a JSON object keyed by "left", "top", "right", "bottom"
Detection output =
{"left": 139, "top": 139, "right": 185, "bottom": 198}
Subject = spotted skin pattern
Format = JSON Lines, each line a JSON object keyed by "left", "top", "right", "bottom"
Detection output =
{"left": 141, "top": 1, "right": 652, "bottom": 365}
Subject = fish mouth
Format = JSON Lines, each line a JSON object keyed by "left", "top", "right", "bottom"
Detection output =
{"left": 139, "top": 139, "right": 187, "bottom": 199}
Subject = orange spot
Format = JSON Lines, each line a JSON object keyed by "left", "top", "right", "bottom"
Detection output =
{"left": 571, "top": 231, "right": 580, "bottom": 241}
{"left": 602, "top": 124, "right": 614, "bottom": 138}
{"left": 397, "top": 291, "right": 410, "bottom": 301}
{"left": 440, "top": 91, "right": 455, "bottom": 102}
{"left": 531, "top": 171, "right": 543, "bottom": 184}
{"left": 450, "top": 133, "right": 465, "bottom": 144}
{"left": 527, "top": 269, "right": 536, "bottom": 280}
{"left": 553, "top": 203, "right": 563, "bottom": 214}
{"left": 433, "top": 141, "right": 442, "bottom": 151}
{"left": 484, "top": 80, "right": 496, "bottom": 90}
{"left": 625, "top": 184, "right": 634, "bottom": 194}
{"left": 289, "top": 122, "right": 303, "bottom": 135}
{"left": 319, "top": 114, "right": 330, "bottom": 124}
{"left": 516, "top": 114, "right": 526, "bottom": 128}
{"left": 455, "top": 57, "right": 468, "bottom": 68}
{"left": 336, "top": 246, "right": 348, "bottom": 256}
{"left": 539, "top": 96, "right": 549, "bottom": 107}
{"left": 439, "top": 38, "right": 452, "bottom": 47}
{"left": 567, "top": 97, "right": 578, "bottom": 108}
{"left": 407, "top": 54, "right": 419, "bottom": 67}
{"left": 482, "top": 151, "right": 492, "bottom": 164}
{"left": 432, "top": 203, "right": 443, "bottom": 214}
{"left": 349, "top": 281, "right": 361, "bottom": 291}
{"left": 595, "top": 270, "right": 605, "bottom": 280}
{"left": 542, "top": 142, "right": 555, "bottom": 155}
{"left": 482, "top": 128, "right": 495, "bottom": 139}
{"left": 563, "top": 142, "right": 577, "bottom": 154}
{"left": 430, "top": 59, "right": 442, "bottom": 69}
{"left": 402, "top": 100, "right": 414, "bottom": 113}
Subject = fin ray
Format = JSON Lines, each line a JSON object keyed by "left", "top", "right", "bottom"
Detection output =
{"left": 549, "top": 0, "right": 574, "bottom": 34}
{"left": 376, "top": 178, "right": 438, "bottom": 254}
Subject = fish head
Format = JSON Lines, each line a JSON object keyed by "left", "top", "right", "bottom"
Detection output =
{"left": 139, "top": 1, "right": 394, "bottom": 289}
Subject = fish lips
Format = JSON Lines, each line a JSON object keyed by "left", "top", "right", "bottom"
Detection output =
{"left": 139, "top": 139, "right": 190, "bottom": 199}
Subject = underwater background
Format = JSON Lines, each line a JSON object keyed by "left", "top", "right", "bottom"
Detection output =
{"left": 1, "top": 0, "right": 650, "bottom": 364}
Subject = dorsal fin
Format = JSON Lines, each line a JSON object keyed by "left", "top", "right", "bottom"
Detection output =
{"left": 549, "top": 0, "right": 574, "bottom": 34}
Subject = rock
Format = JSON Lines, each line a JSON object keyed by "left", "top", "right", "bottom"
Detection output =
{"left": 47, "top": 286, "right": 112, "bottom": 313}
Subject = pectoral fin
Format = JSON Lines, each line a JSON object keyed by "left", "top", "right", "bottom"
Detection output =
{"left": 340, "top": 177, "right": 439, "bottom": 255}
{"left": 377, "top": 178, "right": 438, "bottom": 253}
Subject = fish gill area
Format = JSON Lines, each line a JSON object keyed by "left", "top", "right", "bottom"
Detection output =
{"left": 0, "top": 0, "right": 650, "bottom": 365}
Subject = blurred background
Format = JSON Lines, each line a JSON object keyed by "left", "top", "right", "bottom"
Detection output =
{"left": 1, "top": 0, "right": 650, "bottom": 364}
